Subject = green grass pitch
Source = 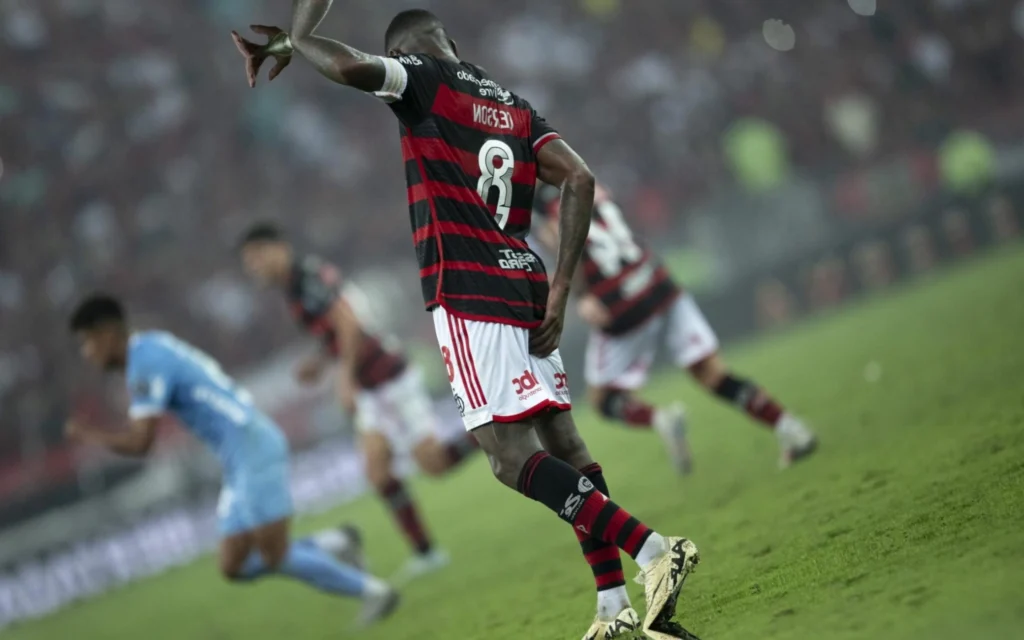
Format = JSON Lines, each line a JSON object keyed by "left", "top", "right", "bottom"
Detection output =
{"left": 8, "top": 247, "right": 1024, "bottom": 640}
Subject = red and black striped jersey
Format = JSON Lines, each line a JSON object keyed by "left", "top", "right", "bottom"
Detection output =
{"left": 378, "top": 54, "right": 560, "bottom": 328}
{"left": 542, "top": 185, "right": 679, "bottom": 336}
{"left": 287, "top": 256, "right": 407, "bottom": 389}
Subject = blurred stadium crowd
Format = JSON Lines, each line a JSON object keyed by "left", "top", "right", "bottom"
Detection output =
{"left": 2, "top": 0, "right": 1023, "bottom": 463}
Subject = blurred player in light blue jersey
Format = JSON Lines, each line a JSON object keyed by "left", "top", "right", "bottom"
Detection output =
{"left": 65, "top": 293, "right": 398, "bottom": 626}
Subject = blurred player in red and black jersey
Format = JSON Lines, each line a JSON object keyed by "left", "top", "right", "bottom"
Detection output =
{"left": 233, "top": 7, "right": 699, "bottom": 639}
{"left": 535, "top": 185, "right": 818, "bottom": 471}
{"left": 240, "top": 223, "right": 480, "bottom": 582}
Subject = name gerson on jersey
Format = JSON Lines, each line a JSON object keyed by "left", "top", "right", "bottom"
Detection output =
{"left": 287, "top": 255, "right": 407, "bottom": 389}
{"left": 376, "top": 54, "right": 561, "bottom": 328}
{"left": 540, "top": 185, "right": 680, "bottom": 336}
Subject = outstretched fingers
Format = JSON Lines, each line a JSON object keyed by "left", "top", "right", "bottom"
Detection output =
{"left": 230, "top": 31, "right": 268, "bottom": 88}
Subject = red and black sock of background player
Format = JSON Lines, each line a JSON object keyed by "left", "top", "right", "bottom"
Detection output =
{"left": 712, "top": 374, "right": 784, "bottom": 428}
{"left": 601, "top": 373, "right": 785, "bottom": 430}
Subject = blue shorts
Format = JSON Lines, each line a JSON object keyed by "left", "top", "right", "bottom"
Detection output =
{"left": 216, "top": 417, "right": 294, "bottom": 537}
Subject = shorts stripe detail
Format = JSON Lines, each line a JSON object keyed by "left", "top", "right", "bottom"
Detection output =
{"left": 457, "top": 318, "right": 487, "bottom": 406}
{"left": 447, "top": 313, "right": 480, "bottom": 409}
{"left": 453, "top": 316, "right": 483, "bottom": 409}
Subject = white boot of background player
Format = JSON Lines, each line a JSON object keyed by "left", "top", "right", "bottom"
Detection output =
{"left": 776, "top": 414, "right": 817, "bottom": 469}
{"left": 653, "top": 403, "right": 693, "bottom": 475}
{"left": 393, "top": 547, "right": 451, "bottom": 585}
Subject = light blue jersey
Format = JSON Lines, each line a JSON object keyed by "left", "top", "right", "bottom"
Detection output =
{"left": 127, "top": 331, "right": 293, "bottom": 534}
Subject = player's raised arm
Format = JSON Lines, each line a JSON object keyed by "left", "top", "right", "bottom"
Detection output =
{"left": 231, "top": 0, "right": 386, "bottom": 90}
{"left": 288, "top": 0, "right": 386, "bottom": 90}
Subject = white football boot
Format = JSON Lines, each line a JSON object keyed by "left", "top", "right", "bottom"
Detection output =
{"left": 776, "top": 414, "right": 818, "bottom": 469}
{"left": 392, "top": 547, "right": 451, "bottom": 585}
{"left": 653, "top": 403, "right": 693, "bottom": 475}
{"left": 635, "top": 538, "right": 700, "bottom": 640}
{"left": 581, "top": 607, "right": 642, "bottom": 640}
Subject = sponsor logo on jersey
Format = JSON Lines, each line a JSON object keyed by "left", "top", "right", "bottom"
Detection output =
{"left": 456, "top": 70, "right": 515, "bottom": 105}
{"left": 498, "top": 249, "right": 538, "bottom": 271}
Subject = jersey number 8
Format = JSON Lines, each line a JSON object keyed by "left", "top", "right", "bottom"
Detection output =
{"left": 477, "top": 139, "right": 515, "bottom": 230}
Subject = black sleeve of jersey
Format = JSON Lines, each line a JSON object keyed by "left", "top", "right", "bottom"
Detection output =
{"left": 528, "top": 107, "right": 561, "bottom": 157}
{"left": 386, "top": 54, "right": 444, "bottom": 128}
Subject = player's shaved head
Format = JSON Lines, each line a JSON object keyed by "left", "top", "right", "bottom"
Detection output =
{"left": 384, "top": 9, "right": 457, "bottom": 58}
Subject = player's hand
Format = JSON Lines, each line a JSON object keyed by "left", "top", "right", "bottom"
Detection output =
{"left": 577, "top": 295, "right": 611, "bottom": 328}
{"left": 295, "top": 356, "right": 326, "bottom": 386}
{"left": 530, "top": 285, "right": 569, "bottom": 358}
{"left": 230, "top": 25, "right": 293, "bottom": 88}
{"left": 337, "top": 371, "right": 358, "bottom": 415}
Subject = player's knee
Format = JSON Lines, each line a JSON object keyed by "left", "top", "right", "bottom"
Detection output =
{"left": 542, "top": 427, "right": 589, "bottom": 468}
{"left": 486, "top": 455, "right": 518, "bottom": 489}
{"left": 689, "top": 354, "right": 725, "bottom": 389}
{"left": 486, "top": 448, "right": 530, "bottom": 489}
{"left": 363, "top": 452, "right": 393, "bottom": 491}
{"left": 368, "top": 467, "right": 393, "bottom": 493}
{"left": 416, "top": 449, "right": 447, "bottom": 477}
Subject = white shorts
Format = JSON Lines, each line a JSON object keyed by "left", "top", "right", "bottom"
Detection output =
{"left": 432, "top": 306, "right": 572, "bottom": 430}
{"left": 355, "top": 366, "right": 436, "bottom": 450}
{"left": 584, "top": 293, "right": 719, "bottom": 390}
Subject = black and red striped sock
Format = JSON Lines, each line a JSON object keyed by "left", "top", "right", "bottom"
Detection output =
{"left": 713, "top": 374, "right": 784, "bottom": 428}
{"left": 443, "top": 432, "right": 479, "bottom": 468}
{"left": 517, "top": 453, "right": 655, "bottom": 560}
{"left": 575, "top": 463, "right": 625, "bottom": 591}
{"left": 599, "top": 390, "right": 655, "bottom": 428}
{"left": 379, "top": 477, "right": 433, "bottom": 555}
